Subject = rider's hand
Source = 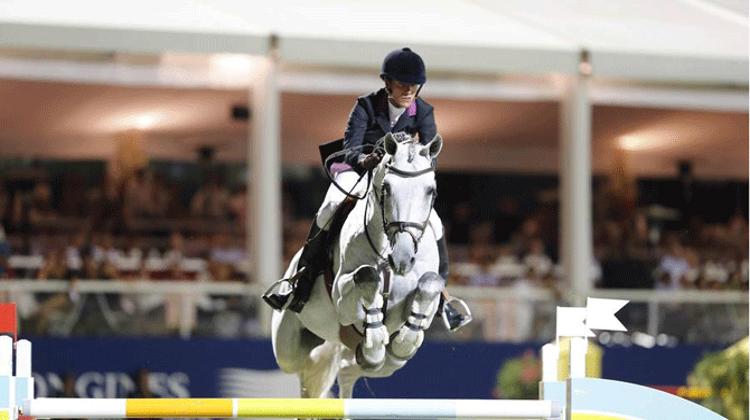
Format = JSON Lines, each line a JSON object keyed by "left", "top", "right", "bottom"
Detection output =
{"left": 357, "top": 150, "right": 384, "bottom": 171}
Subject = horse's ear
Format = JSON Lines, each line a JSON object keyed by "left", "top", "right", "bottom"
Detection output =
{"left": 427, "top": 134, "right": 443, "bottom": 158}
{"left": 383, "top": 133, "right": 398, "bottom": 155}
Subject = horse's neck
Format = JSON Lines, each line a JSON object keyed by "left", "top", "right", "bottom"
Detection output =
{"left": 350, "top": 189, "right": 387, "bottom": 253}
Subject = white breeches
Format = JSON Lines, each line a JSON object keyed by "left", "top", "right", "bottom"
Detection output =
{"left": 315, "top": 171, "right": 444, "bottom": 240}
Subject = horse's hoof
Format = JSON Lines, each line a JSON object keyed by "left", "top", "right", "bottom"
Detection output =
{"left": 416, "top": 271, "right": 445, "bottom": 301}
{"left": 387, "top": 338, "right": 419, "bottom": 362}
{"left": 355, "top": 343, "right": 385, "bottom": 371}
{"left": 353, "top": 265, "right": 380, "bottom": 286}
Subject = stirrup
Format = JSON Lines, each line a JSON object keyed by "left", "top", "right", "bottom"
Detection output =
{"left": 441, "top": 297, "right": 472, "bottom": 332}
{"left": 262, "top": 278, "right": 295, "bottom": 311}
{"left": 263, "top": 266, "right": 308, "bottom": 311}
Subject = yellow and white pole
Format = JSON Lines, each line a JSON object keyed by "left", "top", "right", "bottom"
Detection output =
{"left": 24, "top": 398, "right": 562, "bottom": 419}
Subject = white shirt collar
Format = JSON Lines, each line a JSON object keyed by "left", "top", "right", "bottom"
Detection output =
{"left": 388, "top": 101, "right": 407, "bottom": 128}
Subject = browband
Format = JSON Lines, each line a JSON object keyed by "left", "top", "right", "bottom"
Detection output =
{"left": 384, "top": 164, "right": 434, "bottom": 178}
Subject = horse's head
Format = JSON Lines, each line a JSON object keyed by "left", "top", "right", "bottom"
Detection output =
{"left": 374, "top": 132, "right": 443, "bottom": 275}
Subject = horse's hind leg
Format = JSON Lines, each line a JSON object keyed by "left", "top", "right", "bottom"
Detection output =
{"left": 387, "top": 271, "right": 445, "bottom": 368}
{"left": 272, "top": 309, "right": 322, "bottom": 374}
{"left": 336, "top": 348, "right": 361, "bottom": 399}
{"left": 299, "top": 341, "right": 342, "bottom": 399}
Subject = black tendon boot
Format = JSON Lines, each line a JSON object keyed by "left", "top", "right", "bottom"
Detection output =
{"left": 437, "top": 236, "right": 472, "bottom": 331}
{"left": 263, "top": 223, "right": 327, "bottom": 312}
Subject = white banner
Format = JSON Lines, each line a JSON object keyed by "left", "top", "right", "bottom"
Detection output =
{"left": 585, "top": 298, "right": 628, "bottom": 332}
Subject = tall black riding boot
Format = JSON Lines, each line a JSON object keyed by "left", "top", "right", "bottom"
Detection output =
{"left": 437, "top": 235, "right": 450, "bottom": 280}
{"left": 262, "top": 222, "right": 327, "bottom": 312}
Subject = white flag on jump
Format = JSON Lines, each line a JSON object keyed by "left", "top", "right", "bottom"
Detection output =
{"left": 585, "top": 297, "right": 628, "bottom": 332}
{"left": 556, "top": 307, "right": 595, "bottom": 338}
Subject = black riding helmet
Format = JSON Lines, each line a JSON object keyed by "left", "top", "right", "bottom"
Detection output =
{"left": 380, "top": 47, "right": 426, "bottom": 85}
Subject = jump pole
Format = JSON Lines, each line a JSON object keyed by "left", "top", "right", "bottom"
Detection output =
{"left": 23, "top": 398, "right": 561, "bottom": 419}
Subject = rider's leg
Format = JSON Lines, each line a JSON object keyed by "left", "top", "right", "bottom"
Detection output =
{"left": 263, "top": 219, "right": 327, "bottom": 311}
{"left": 263, "top": 171, "right": 361, "bottom": 312}
{"left": 430, "top": 211, "right": 472, "bottom": 331}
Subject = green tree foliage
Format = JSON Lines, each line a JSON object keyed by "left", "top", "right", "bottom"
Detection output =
{"left": 688, "top": 337, "right": 748, "bottom": 420}
{"left": 495, "top": 350, "right": 541, "bottom": 399}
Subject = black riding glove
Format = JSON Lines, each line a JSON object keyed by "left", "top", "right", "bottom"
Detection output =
{"left": 357, "top": 150, "right": 384, "bottom": 171}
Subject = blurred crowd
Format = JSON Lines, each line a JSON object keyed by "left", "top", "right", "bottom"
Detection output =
{"left": 0, "top": 161, "right": 746, "bottom": 340}
{"left": 0, "top": 165, "right": 747, "bottom": 291}
{"left": 0, "top": 167, "right": 247, "bottom": 236}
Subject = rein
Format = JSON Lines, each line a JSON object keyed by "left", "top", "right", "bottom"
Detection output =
{"left": 363, "top": 160, "right": 436, "bottom": 266}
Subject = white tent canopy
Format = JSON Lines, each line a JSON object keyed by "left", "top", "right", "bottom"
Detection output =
{"left": 0, "top": 0, "right": 746, "bottom": 84}
{"left": 472, "top": 0, "right": 748, "bottom": 84}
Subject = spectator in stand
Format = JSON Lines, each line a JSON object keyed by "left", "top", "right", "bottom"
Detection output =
{"left": 119, "top": 236, "right": 145, "bottom": 278}
{"left": 164, "top": 232, "right": 185, "bottom": 271}
{"left": 123, "top": 169, "right": 155, "bottom": 219}
{"left": 0, "top": 181, "right": 8, "bottom": 227}
{"left": 64, "top": 232, "right": 87, "bottom": 278}
{"left": 701, "top": 257, "right": 730, "bottom": 290}
{"left": 149, "top": 174, "right": 170, "bottom": 218}
{"left": 469, "top": 222, "right": 495, "bottom": 246}
{"left": 0, "top": 225, "right": 10, "bottom": 278}
{"left": 448, "top": 202, "right": 473, "bottom": 245}
{"left": 523, "top": 238, "right": 553, "bottom": 280}
{"left": 228, "top": 185, "right": 247, "bottom": 228}
{"left": 208, "top": 233, "right": 245, "bottom": 281}
{"left": 680, "top": 246, "right": 701, "bottom": 289}
{"left": 33, "top": 248, "right": 74, "bottom": 334}
{"left": 494, "top": 244, "right": 524, "bottom": 283}
{"left": 92, "top": 233, "right": 123, "bottom": 267}
{"left": 738, "top": 257, "right": 748, "bottom": 290}
{"left": 493, "top": 197, "right": 522, "bottom": 244}
{"left": 467, "top": 245, "right": 500, "bottom": 287}
{"left": 510, "top": 217, "right": 542, "bottom": 256}
{"left": 190, "top": 177, "right": 230, "bottom": 219}
{"left": 28, "top": 182, "right": 56, "bottom": 227}
{"left": 655, "top": 234, "right": 689, "bottom": 290}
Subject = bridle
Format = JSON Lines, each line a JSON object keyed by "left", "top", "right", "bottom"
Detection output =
{"left": 364, "top": 158, "right": 436, "bottom": 267}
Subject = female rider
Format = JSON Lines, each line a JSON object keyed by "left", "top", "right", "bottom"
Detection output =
{"left": 264, "top": 47, "right": 470, "bottom": 331}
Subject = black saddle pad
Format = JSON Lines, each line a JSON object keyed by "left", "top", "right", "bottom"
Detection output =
{"left": 319, "top": 138, "right": 344, "bottom": 170}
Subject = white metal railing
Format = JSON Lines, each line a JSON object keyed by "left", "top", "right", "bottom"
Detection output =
{"left": 0, "top": 279, "right": 746, "bottom": 343}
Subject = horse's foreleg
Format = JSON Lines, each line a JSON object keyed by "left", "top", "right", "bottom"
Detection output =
{"left": 387, "top": 271, "right": 445, "bottom": 367}
{"left": 336, "top": 265, "right": 389, "bottom": 371}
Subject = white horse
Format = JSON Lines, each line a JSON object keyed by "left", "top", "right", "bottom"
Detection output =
{"left": 272, "top": 132, "right": 445, "bottom": 402}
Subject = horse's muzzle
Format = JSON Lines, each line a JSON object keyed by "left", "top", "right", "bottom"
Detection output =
{"left": 389, "top": 232, "right": 416, "bottom": 274}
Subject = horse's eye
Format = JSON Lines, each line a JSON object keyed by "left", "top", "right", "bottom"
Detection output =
{"left": 427, "top": 187, "right": 436, "bottom": 196}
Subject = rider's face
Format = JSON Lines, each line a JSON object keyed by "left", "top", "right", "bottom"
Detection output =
{"left": 386, "top": 79, "right": 420, "bottom": 108}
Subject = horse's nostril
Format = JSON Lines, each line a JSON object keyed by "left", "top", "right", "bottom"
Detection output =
{"left": 410, "top": 257, "right": 416, "bottom": 265}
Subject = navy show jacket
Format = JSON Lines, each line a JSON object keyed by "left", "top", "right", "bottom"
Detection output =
{"left": 343, "top": 88, "right": 437, "bottom": 172}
